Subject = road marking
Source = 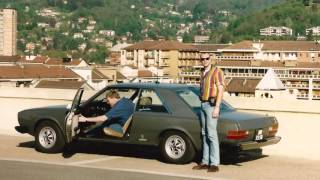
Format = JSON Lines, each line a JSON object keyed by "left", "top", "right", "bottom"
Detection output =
{"left": 0, "top": 157, "right": 225, "bottom": 180}
{"left": 67, "top": 156, "right": 121, "bottom": 165}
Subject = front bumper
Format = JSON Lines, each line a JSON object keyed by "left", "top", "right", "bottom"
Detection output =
{"left": 15, "top": 126, "right": 28, "bottom": 134}
{"left": 239, "top": 136, "right": 281, "bottom": 150}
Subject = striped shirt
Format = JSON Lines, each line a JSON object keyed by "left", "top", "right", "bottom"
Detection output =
{"left": 200, "top": 66, "right": 225, "bottom": 101}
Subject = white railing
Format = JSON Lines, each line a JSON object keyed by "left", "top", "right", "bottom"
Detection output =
{"left": 313, "top": 85, "right": 320, "bottom": 89}
{"left": 216, "top": 56, "right": 254, "bottom": 60}
{"left": 297, "top": 94, "right": 309, "bottom": 99}
{"left": 285, "top": 84, "right": 309, "bottom": 89}
{"left": 313, "top": 95, "right": 320, "bottom": 100}
{"left": 278, "top": 74, "right": 320, "bottom": 79}
{"left": 179, "top": 72, "right": 201, "bottom": 76}
{"left": 225, "top": 73, "right": 264, "bottom": 78}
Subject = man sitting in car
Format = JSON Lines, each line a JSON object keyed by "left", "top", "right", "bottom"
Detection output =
{"left": 78, "top": 90, "right": 134, "bottom": 137}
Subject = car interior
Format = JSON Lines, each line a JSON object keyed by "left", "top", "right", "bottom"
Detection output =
{"left": 77, "top": 88, "right": 140, "bottom": 139}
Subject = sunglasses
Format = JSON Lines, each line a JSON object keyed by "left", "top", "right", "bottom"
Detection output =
{"left": 201, "top": 58, "right": 210, "bottom": 61}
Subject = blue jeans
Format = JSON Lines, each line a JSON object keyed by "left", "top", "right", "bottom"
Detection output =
{"left": 86, "top": 121, "right": 123, "bottom": 136}
{"left": 200, "top": 102, "right": 220, "bottom": 166}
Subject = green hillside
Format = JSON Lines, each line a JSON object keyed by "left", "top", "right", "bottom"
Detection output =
{"left": 0, "top": 0, "right": 286, "bottom": 63}
{"left": 222, "top": 0, "right": 320, "bottom": 42}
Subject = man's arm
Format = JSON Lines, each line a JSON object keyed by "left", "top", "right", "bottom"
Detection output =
{"left": 79, "top": 114, "right": 108, "bottom": 123}
{"left": 213, "top": 85, "right": 224, "bottom": 118}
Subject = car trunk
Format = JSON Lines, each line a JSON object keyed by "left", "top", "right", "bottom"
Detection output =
{"left": 220, "top": 111, "right": 277, "bottom": 142}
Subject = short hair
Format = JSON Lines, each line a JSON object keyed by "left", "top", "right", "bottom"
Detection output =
{"left": 106, "top": 90, "right": 120, "bottom": 99}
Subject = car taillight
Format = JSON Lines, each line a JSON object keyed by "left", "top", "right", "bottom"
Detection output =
{"left": 268, "top": 123, "right": 278, "bottom": 136}
{"left": 227, "top": 130, "right": 249, "bottom": 140}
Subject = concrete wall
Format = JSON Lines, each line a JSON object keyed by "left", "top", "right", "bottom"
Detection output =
{"left": 0, "top": 87, "right": 96, "bottom": 135}
{"left": 224, "top": 94, "right": 320, "bottom": 114}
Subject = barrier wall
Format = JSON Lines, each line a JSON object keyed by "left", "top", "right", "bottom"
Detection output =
{"left": 0, "top": 87, "right": 96, "bottom": 135}
{"left": 224, "top": 94, "right": 320, "bottom": 114}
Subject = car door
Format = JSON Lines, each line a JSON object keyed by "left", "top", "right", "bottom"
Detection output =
{"left": 65, "top": 88, "right": 84, "bottom": 143}
{"left": 129, "top": 88, "right": 172, "bottom": 145}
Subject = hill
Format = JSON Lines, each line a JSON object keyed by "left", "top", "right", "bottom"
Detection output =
{"left": 221, "top": 0, "right": 320, "bottom": 42}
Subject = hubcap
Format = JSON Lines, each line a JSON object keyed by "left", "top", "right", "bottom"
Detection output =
{"left": 39, "top": 127, "right": 56, "bottom": 149}
{"left": 165, "top": 135, "right": 186, "bottom": 159}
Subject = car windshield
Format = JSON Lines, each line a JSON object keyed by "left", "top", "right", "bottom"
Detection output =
{"left": 177, "top": 87, "right": 235, "bottom": 113}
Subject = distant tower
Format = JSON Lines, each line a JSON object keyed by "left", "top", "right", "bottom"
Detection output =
{"left": 0, "top": 9, "right": 17, "bottom": 56}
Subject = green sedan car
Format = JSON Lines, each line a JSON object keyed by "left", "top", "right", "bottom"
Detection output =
{"left": 16, "top": 83, "right": 281, "bottom": 164}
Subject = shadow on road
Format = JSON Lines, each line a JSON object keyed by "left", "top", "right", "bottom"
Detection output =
{"left": 17, "top": 140, "right": 267, "bottom": 165}
{"left": 62, "top": 141, "right": 161, "bottom": 161}
{"left": 18, "top": 141, "right": 34, "bottom": 148}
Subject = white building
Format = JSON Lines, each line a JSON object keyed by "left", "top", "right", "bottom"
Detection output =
{"left": 260, "top": 26, "right": 293, "bottom": 36}
{"left": 0, "top": 9, "right": 17, "bottom": 56}
{"left": 73, "top": 33, "right": 84, "bottom": 39}
{"left": 194, "top": 35, "right": 210, "bottom": 43}
{"left": 306, "top": 26, "right": 320, "bottom": 36}
{"left": 99, "top": 30, "right": 115, "bottom": 37}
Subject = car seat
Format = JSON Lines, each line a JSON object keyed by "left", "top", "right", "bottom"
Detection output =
{"left": 103, "top": 115, "right": 133, "bottom": 138}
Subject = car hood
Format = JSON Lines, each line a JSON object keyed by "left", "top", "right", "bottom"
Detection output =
{"left": 20, "top": 105, "right": 69, "bottom": 112}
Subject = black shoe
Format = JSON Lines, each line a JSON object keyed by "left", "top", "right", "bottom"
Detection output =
{"left": 207, "top": 165, "right": 219, "bottom": 172}
{"left": 192, "top": 163, "right": 209, "bottom": 170}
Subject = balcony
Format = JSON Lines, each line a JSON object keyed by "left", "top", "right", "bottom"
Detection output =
{"left": 179, "top": 72, "right": 201, "bottom": 77}
{"left": 313, "top": 85, "right": 320, "bottom": 89}
{"left": 216, "top": 56, "right": 254, "bottom": 60}
{"left": 285, "top": 84, "right": 309, "bottom": 89}
{"left": 126, "top": 54, "right": 134, "bottom": 60}
{"left": 278, "top": 74, "right": 320, "bottom": 79}
{"left": 313, "top": 95, "right": 320, "bottom": 100}
{"left": 296, "top": 94, "right": 309, "bottom": 99}
{"left": 225, "top": 72, "right": 264, "bottom": 78}
{"left": 144, "top": 54, "right": 155, "bottom": 59}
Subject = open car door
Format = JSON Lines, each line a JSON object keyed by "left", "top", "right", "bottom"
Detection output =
{"left": 65, "top": 88, "right": 84, "bottom": 143}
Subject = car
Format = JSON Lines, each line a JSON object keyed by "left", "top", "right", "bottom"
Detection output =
{"left": 16, "top": 83, "right": 281, "bottom": 164}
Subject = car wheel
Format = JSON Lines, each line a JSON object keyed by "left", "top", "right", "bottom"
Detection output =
{"left": 35, "top": 121, "right": 65, "bottom": 153}
{"left": 160, "top": 131, "right": 195, "bottom": 164}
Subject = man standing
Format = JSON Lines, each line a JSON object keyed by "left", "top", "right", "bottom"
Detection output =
{"left": 192, "top": 53, "right": 225, "bottom": 172}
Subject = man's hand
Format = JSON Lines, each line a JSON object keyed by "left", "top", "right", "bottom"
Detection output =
{"left": 78, "top": 115, "right": 87, "bottom": 122}
{"left": 212, "top": 107, "right": 220, "bottom": 118}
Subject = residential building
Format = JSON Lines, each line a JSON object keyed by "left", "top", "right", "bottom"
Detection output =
{"left": 194, "top": 35, "right": 210, "bottom": 43}
{"left": 121, "top": 40, "right": 228, "bottom": 82}
{"left": 0, "top": 9, "right": 17, "bottom": 56}
{"left": 306, "top": 26, "right": 320, "bottom": 36}
{"left": 107, "top": 43, "right": 132, "bottom": 65}
{"left": 122, "top": 40, "right": 197, "bottom": 80}
{"left": 260, "top": 26, "right": 293, "bottom": 36}
{"left": 180, "top": 40, "right": 320, "bottom": 100}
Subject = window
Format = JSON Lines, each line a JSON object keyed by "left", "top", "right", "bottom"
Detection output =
{"left": 136, "top": 89, "right": 168, "bottom": 113}
{"left": 178, "top": 88, "right": 235, "bottom": 113}
{"left": 94, "top": 88, "right": 139, "bottom": 103}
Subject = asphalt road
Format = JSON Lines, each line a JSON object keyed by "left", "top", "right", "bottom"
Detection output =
{"left": 1, "top": 135, "right": 320, "bottom": 180}
{"left": 0, "top": 160, "right": 203, "bottom": 180}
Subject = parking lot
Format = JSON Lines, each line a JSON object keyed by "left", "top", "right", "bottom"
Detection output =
{"left": 1, "top": 132, "right": 320, "bottom": 180}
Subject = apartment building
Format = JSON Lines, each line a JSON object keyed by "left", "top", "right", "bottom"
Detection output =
{"left": 180, "top": 40, "right": 320, "bottom": 100}
{"left": 260, "top": 26, "right": 292, "bottom": 36}
{"left": 121, "top": 40, "right": 228, "bottom": 81}
{"left": 0, "top": 9, "right": 17, "bottom": 56}
{"left": 306, "top": 26, "right": 320, "bottom": 36}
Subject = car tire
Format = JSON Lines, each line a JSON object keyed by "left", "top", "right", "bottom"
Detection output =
{"left": 35, "top": 121, "right": 65, "bottom": 153}
{"left": 160, "top": 131, "right": 195, "bottom": 164}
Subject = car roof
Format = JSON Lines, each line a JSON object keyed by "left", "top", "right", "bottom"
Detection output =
{"left": 108, "top": 82, "right": 199, "bottom": 90}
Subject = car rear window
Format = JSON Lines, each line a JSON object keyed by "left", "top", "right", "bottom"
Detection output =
{"left": 177, "top": 88, "right": 235, "bottom": 112}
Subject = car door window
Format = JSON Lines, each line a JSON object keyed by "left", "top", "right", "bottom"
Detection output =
{"left": 82, "top": 88, "right": 139, "bottom": 117}
{"left": 136, "top": 89, "right": 168, "bottom": 113}
{"left": 95, "top": 88, "right": 139, "bottom": 102}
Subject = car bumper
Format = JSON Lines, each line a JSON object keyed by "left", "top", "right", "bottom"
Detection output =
{"left": 239, "top": 136, "right": 281, "bottom": 151}
{"left": 15, "top": 126, "right": 28, "bottom": 134}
